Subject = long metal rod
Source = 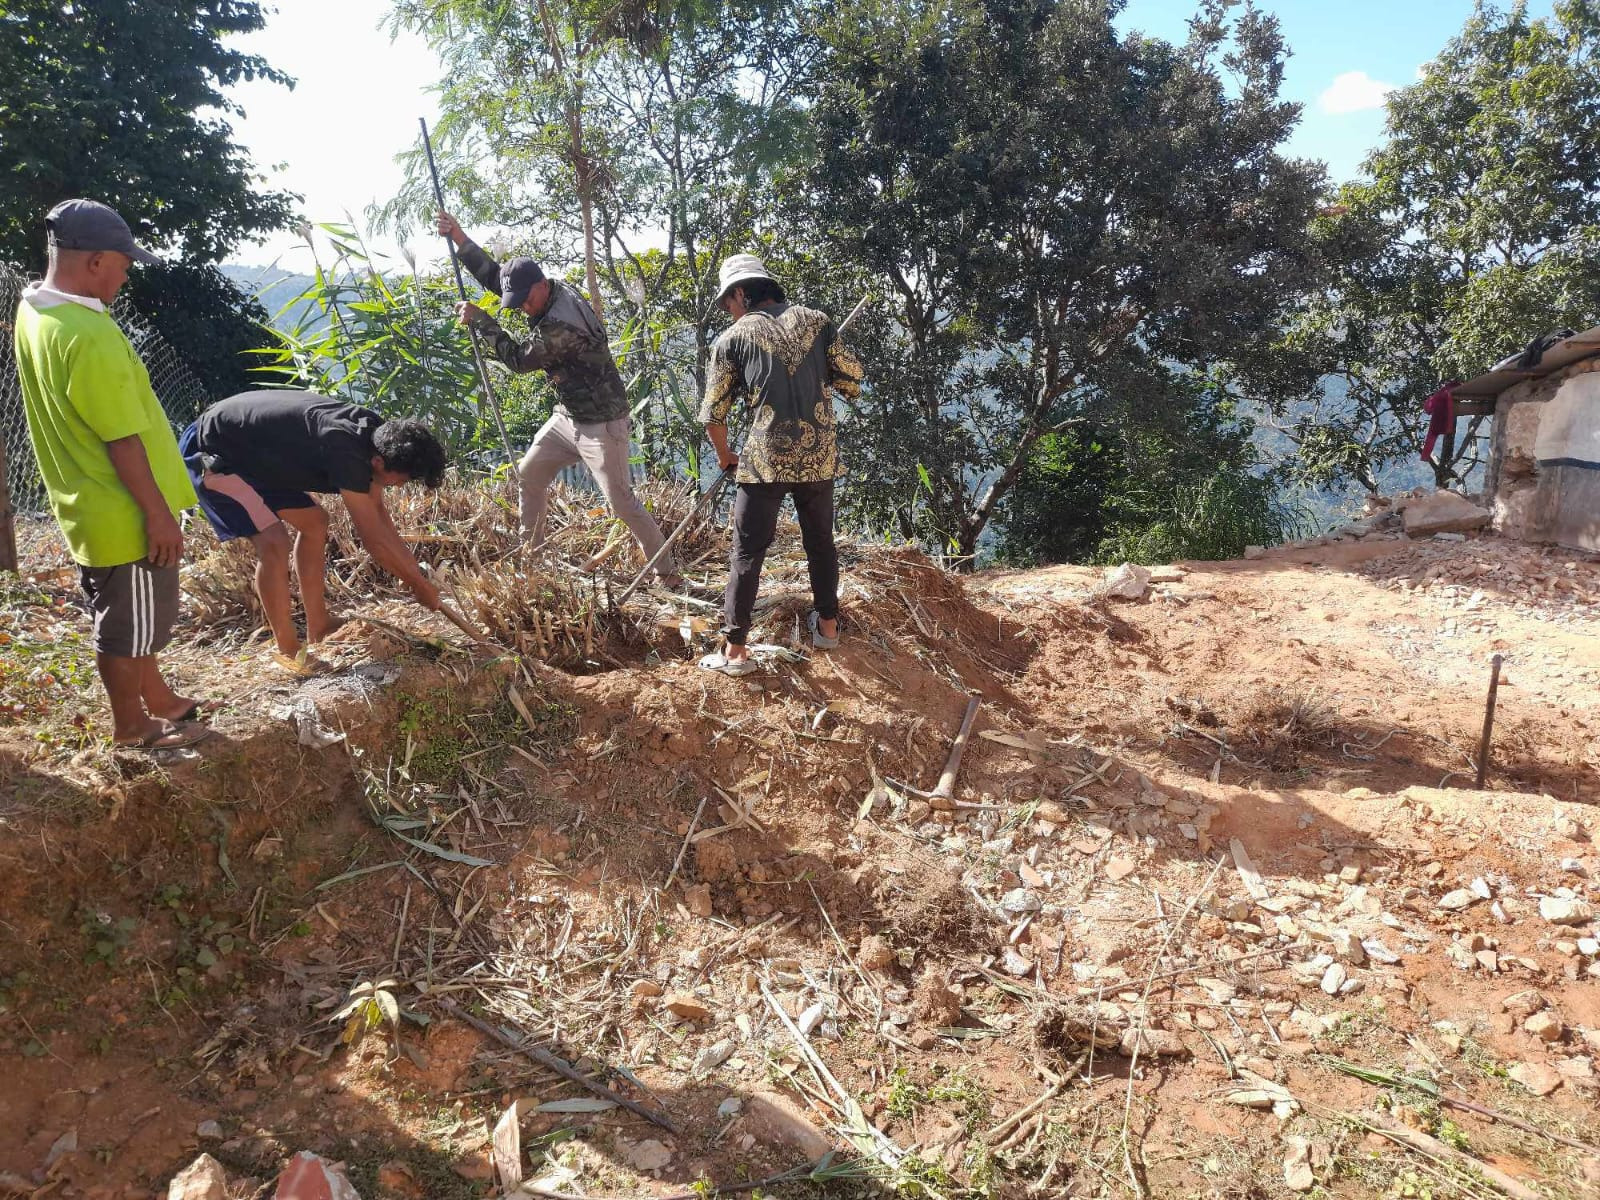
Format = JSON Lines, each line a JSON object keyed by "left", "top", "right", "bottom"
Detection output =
{"left": 1475, "top": 653, "right": 1504, "bottom": 790}
{"left": 419, "top": 118, "right": 517, "bottom": 471}
{"left": 615, "top": 467, "right": 732, "bottom": 604}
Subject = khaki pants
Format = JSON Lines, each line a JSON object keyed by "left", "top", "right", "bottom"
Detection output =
{"left": 518, "top": 412, "right": 677, "bottom": 576}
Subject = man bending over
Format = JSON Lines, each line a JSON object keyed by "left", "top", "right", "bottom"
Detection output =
{"left": 180, "top": 390, "right": 447, "bottom": 673}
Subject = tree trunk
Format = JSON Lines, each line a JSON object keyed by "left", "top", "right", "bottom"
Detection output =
{"left": 577, "top": 178, "right": 603, "bottom": 320}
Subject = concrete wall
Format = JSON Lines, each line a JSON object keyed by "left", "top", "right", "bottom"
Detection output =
{"left": 1487, "top": 356, "right": 1600, "bottom": 551}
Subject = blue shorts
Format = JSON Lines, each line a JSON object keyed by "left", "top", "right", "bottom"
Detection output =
{"left": 179, "top": 423, "right": 318, "bottom": 542}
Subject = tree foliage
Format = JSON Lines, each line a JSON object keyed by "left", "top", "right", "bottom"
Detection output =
{"left": 120, "top": 263, "right": 273, "bottom": 407}
{"left": 998, "top": 376, "right": 1310, "bottom": 566}
{"left": 783, "top": 0, "right": 1323, "bottom": 562}
{"left": 251, "top": 225, "right": 493, "bottom": 458}
{"left": 380, "top": 0, "right": 813, "bottom": 470}
{"left": 1267, "top": 0, "right": 1600, "bottom": 492}
{"left": 0, "top": 0, "right": 299, "bottom": 267}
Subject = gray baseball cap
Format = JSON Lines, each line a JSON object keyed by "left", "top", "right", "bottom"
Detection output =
{"left": 45, "top": 199, "right": 160, "bottom": 265}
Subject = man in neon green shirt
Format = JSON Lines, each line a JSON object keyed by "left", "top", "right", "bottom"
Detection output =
{"left": 13, "top": 199, "right": 209, "bottom": 751}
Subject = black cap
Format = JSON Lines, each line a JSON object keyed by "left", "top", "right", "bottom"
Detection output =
{"left": 501, "top": 257, "right": 546, "bottom": 310}
{"left": 45, "top": 199, "right": 160, "bottom": 265}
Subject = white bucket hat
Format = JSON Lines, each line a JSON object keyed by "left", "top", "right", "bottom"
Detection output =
{"left": 716, "top": 253, "right": 779, "bottom": 303}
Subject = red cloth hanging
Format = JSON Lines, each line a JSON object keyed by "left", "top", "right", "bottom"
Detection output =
{"left": 1421, "top": 381, "right": 1460, "bottom": 463}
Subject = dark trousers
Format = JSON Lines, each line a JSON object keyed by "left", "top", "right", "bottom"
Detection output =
{"left": 723, "top": 480, "right": 839, "bottom": 645}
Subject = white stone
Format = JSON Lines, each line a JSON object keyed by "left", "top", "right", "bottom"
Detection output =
{"left": 1508, "top": 1061, "right": 1563, "bottom": 1096}
{"left": 1103, "top": 563, "right": 1152, "bottom": 600}
{"left": 622, "top": 1139, "right": 674, "bottom": 1171}
{"left": 1540, "top": 897, "right": 1595, "bottom": 926}
{"left": 168, "top": 1156, "right": 228, "bottom": 1200}
{"left": 1000, "top": 888, "right": 1041, "bottom": 916}
{"left": 694, "top": 1038, "right": 737, "bottom": 1074}
{"left": 1403, "top": 491, "right": 1491, "bottom": 537}
{"left": 1333, "top": 930, "right": 1367, "bottom": 965}
{"left": 1362, "top": 938, "right": 1401, "bottom": 965}
{"left": 1283, "top": 1138, "right": 1315, "bottom": 1193}
{"left": 1437, "top": 889, "right": 1478, "bottom": 911}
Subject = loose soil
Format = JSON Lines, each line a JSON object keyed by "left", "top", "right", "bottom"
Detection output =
{"left": 2, "top": 509, "right": 1598, "bottom": 1200}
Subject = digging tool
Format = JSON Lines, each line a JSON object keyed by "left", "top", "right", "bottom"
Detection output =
{"left": 419, "top": 117, "right": 518, "bottom": 472}
{"left": 882, "top": 695, "right": 986, "bottom": 810}
{"left": 1474, "top": 653, "right": 1504, "bottom": 790}
{"left": 930, "top": 695, "right": 982, "bottom": 808}
{"left": 615, "top": 292, "right": 875, "bottom": 607}
{"left": 437, "top": 597, "right": 493, "bottom": 647}
{"left": 615, "top": 468, "right": 733, "bottom": 605}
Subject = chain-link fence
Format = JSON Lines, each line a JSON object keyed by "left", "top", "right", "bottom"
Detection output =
{"left": 1, "top": 262, "right": 210, "bottom": 512}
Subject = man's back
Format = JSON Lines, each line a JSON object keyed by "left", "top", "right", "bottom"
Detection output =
{"left": 194, "top": 390, "right": 382, "bottom": 495}
{"left": 700, "top": 302, "right": 848, "bottom": 484}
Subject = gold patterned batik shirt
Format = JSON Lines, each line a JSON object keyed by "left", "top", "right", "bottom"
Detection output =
{"left": 698, "top": 302, "right": 864, "bottom": 484}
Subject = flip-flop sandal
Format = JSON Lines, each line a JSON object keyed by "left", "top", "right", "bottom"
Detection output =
{"left": 271, "top": 650, "right": 333, "bottom": 678}
{"left": 173, "top": 699, "right": 223, "bottom": 723}
{"left": 114, "top": 720, "right": 212, "bottom": 753}
{"left": 698, "top": 651, "right": 758, "bottom": 677}
{"left": 808, "top": 610, "right": 840, "bottom": 650}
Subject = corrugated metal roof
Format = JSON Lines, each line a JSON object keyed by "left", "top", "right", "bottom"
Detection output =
{"left": 1455, "top": 325, "right": 1600, "bottom": 400}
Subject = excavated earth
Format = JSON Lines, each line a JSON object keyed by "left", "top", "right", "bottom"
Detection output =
{"left": 1, "top": 514, "right": 1598, "bottom": 1200}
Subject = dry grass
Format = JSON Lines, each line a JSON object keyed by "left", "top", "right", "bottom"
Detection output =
{"left": 1228, "top": 686, "right": 1343, "bottom": 771}
{"left": 179, "top": 475, "right": 732, "bottom": 668}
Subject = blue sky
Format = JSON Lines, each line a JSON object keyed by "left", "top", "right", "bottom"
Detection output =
{"left": 223, "top": 0, "right": 1553, "bottom": 267}
{"left": 1119, "top": 0, "right": 1555, "bottom": 181}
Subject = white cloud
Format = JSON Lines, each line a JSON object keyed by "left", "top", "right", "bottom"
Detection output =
{"left": 1318, "top": 70, "right": 1396, "bottom": 115}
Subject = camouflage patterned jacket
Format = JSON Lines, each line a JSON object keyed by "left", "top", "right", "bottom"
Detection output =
{"left": 698, "top": 302, "right": 864, "bottom": 484}
{"left": 457, "top": 240, "right": 628, "bottom": 424}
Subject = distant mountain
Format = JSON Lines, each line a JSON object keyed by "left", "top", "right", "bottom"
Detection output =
{"left": 219, "top": 264, "right": 321, "bottom": 331}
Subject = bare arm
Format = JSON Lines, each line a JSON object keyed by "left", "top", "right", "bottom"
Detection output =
{"left": 704, "top": 423, "right": 737, "bottom": 471}
{"left": 105, "top": 435, "right": 182, "bottom": 567}
{"left": 341, "top": 487, "right": 440, "bottom": 609}
{"left": 698, "top": 337, "right": 741, "bottom": 470}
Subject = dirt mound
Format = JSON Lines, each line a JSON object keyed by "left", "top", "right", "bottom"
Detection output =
{"left": 3, "top": 505, "right": 1599, "bottom": 1199}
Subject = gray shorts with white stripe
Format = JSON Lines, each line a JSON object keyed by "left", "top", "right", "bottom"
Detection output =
{"left": 77, "top": 561, "right": 180, "bottom": 658}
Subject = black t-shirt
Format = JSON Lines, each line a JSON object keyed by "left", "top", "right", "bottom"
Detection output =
{"left": 194, "top": 390, "right": 380, "bottom": 494}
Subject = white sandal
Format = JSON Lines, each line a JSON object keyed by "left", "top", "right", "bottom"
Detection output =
{"left": 808, "top": 610, "right": 840, "bottom": 650}
{"left": 699, "top": 651, "right": 758, "bottom": 677}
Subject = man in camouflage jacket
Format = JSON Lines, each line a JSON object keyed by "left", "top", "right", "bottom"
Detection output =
{"left": 438, "top": 212, "right": 678, "bottom": 584}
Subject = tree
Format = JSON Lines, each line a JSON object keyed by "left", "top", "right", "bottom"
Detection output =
{"left": 121, "top": 263, "right": 273, "bottom": 409}
{"left": 785, "top": 0, "right": 1323, "bottom": 563}
{"left": 999, "top": 374, "right": 1310, "bottom": 566}
{"left": 0, "top": 0, "right": 298, "bottom": 267}
{"left": 380, "top": 0, "right": 815, "bottom": 472}
{"left": 1266, "top": 0, "right": 1600, "bottom": 492}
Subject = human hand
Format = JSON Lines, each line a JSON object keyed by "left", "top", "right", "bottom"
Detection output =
{"left": 410, "top": 578, "right": 442, "bottom": 610}
{"left": 454, "top": 300, "right": 485, "bottom": 327}
{"left": 435, "top": 211, "right": 463, "bottom": 242}
{"left": 719, "top": 454, "right": 739, "bottom": 472}
{"left": 145, "top": 509, "right": 184, "bottom": 568}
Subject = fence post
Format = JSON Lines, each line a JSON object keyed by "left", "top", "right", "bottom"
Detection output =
{"left": 0, "top": 432, "right": 15, "bottom": 573}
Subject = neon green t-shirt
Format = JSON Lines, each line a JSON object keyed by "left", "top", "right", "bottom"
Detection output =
{"left": 13, "top": 289, "right": 196, "bottom": 567}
